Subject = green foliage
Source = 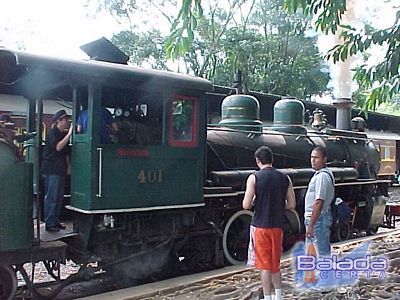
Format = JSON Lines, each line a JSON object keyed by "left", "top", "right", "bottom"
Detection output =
{"left": 166, "top": 0, "right": 203, "bottom": 60}
{"left": 89, "top": 0, "right": 140, "bottom": 21}
{"left": 284, "top": 0, "right": 347, "bottom": 34}
{"left": 171, "top": 0, "right": 399, "bottom": 112}
{"left": 284, "top": 0, "right": 400, "bottom": 112}
{"left": 91, "top": 0, "right": 329, "bottom": 97}
{"left": 111, "top": 30, "right": 169, "bottom": 70}
{"left": 324, "top": 12, "right": 400, "bottom": 112}
{"left": 171, "top": 0, "right": 329, "bottom": 96}
{"left": 172, "top": 99, "right": 194, "bottom": 129}
{"left": 207, "top": 0, "right": 329, "bottom": 96}
{"left": 87, "top": 0, "right": 173, "bottom": 69}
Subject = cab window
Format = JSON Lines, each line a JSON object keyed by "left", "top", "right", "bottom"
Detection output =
{"left": 169, "top": 95, "right": 198, "bottom": 147}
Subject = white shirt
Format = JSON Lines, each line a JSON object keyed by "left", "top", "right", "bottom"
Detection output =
{"left": 304, "top": 168, "right": 335, "bottom": 218}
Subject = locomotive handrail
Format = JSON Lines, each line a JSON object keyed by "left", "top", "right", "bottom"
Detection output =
{"left": 97, "top": 147, "right": 102, "bottom": 198}
{"left": 208, "top": 126, "right": 385, "bottom": 143}
{"left": 203, "top": 190, "right": 245, "bottom": 198}
{"left": 203, "top": 179, "right": 391, "bottom": 196}
{"left": 335, "top": 179, "right": 391, "bottom": 186}
{"left": 291, "top": 179, "right": 390, "bottom": 189}
{"left": 65, "top": 202, "right": 205, "bottom": 214}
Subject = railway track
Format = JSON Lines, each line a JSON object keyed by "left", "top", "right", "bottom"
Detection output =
{"left": 11, "top": 227, "right": 400, "bottom": 299}
{"left": 12, "top": 219, "right": 400, "bottom": 299}
{"left": 14, "top": 184, "right": 400, "bottom": 299}
{"left": 73, "top": 227, "right": 400, "bottom": 300}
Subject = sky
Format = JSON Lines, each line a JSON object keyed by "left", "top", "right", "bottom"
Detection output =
{"left": 0, "top": 0, "right": 397, "bottom": 101}
{"left": 0, "top": 0, "right": 118, "bottom": 59}
{"left": 1, "top": 0, "right": 396, "bottom": 59}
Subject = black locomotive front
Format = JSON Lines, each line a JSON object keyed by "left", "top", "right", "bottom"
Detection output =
{"left": 205, "top": 93, "right": 386, "bottom": 243}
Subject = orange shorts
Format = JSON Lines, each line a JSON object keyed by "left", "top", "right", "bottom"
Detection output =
{"left": 247, "top": 225, "right": 283, "bottom": 273}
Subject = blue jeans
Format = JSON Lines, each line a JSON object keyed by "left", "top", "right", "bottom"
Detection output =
{"left": 304, "top": 212, "right": 332, "bottom": 260}
{"left": 43, "top": 174, "right": 65, "bottom": 228}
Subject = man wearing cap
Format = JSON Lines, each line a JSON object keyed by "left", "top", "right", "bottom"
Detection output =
{"left": 0, "top": 113, "right": 16, "bottom": 147}
{"left": 0, "top": 113, "right": 22, "bottom": 160}
{"left": 41, "top": 110, "right": 73, "bottom": 232}
{"left": 0, "top": 113, "right": 13, "bottom": 123}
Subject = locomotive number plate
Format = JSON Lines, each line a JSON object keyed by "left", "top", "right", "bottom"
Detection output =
{"left": 138, "top": 170, "right": 163, "bottom": 183}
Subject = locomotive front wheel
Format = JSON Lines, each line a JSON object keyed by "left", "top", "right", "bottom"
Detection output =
{"left": 367, "top": 227, "right": 379, "bottom": 235}
{"left": 222, "top": 210, "right": 254, "bottom": 265}
{"left": 0, "top": 265, "right": 17, "bottom": 300}
{"left": 331, "top": 223, "right": 351, "bottom": 242}
{"left": 283, "top": 209, "right": 301, "bottom": 251}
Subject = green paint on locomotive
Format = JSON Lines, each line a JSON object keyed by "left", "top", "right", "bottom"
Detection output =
{"left": 0, "top": 144, "right": 33, "bottom": 251}
{"left": 68, "top": 82, "right": 212, "bottom": 211}
{"left": 0, "top": 49, "right": 213, "bottom": 212}
{"left": 218, "top": 94, "right": 263, "bottom": 132}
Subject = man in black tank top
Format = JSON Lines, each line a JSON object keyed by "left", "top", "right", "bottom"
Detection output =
{"left": 243, "top": 146, "right": 296, "bottom": 300}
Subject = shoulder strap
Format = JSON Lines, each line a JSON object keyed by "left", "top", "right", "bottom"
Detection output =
{"left": 317, "top": 170, "right": 334, "bottom": 186}
{"left": 316, "top": 170, "right": 336, "bottom": 215}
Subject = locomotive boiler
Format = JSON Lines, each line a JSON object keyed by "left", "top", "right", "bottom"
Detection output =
{"left": 0, "top": 45, "right": 389, "bottom": 299}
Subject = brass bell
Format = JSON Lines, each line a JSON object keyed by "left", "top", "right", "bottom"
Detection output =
{"left": 312, "top": 112, "right": 325, "bottom": 129}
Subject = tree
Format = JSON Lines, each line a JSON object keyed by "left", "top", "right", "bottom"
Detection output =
{"left": 176, "top": 0, "right": 247, "bottom": 77}
{"left": 211, "top": 0, "right": 329, "bottom": 96}
{"left": 285, "top": 0, "right": 400, "bottom": 111}
{"left": 85, "top": 0, "right": 176, "bottom": 68}
{"left": 170, "top": 0, "right": 329, "bottom": 96}
{"left": 89, "top": 0, "right": 329, "bottom": 96}
{"left": 252, "top": 0, "right": 329, "bottom": 96}
{"left": 172, "top": 0, "right": 400, "bottom": 111}
{"left": 111, "top": 29, "right": 170, "bottom": 70}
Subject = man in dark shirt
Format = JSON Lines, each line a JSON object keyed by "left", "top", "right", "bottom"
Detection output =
{"left": 243, "top": 146, "right": 296, "bottom": 300}
{"left": 41, "top": 110, "right": 72, "bottom": 232}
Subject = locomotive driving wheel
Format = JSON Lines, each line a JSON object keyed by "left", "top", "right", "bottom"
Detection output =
{"left": 331, "top": 223, "right": 351, "bottom": 242}
{"left": 366, "top": 226, "right": 379, "bottom": 235}
{"left": 222, "top": 210, "right": 254, "bottom": 265}
{"left": 283, "top": 209, "right": 301, "bottom": 251}
{"left": 0, "top": 265, "right": 17, "bottom": 300}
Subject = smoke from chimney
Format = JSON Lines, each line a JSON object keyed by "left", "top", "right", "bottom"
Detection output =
{"left": 334, "top": 0, "right": 356, "bottom": 99}
{"left": 317, "top": 0, "right": 358, "bottom": 100}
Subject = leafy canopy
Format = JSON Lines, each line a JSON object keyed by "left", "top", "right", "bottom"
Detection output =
{"left": 171, "top": 0, "right": 400, "bottom": 111}
{"left": 90, "top": 0, "right": 329, "bottom": 96}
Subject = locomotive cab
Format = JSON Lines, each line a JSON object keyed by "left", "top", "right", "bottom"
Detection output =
{"left": 70, "top": 79, "right": 212, "bottom": 211}
{"left": 0, "top": 48, "right": 212, "bottom": 212}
